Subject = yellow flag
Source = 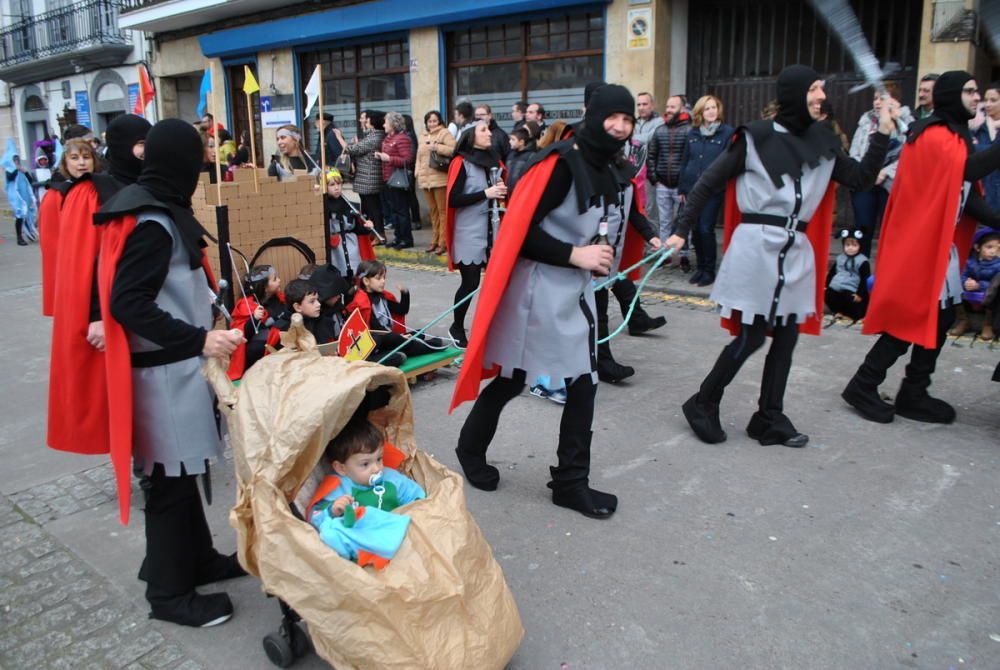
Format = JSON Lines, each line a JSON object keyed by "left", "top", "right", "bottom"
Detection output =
{"left": 243, "top": 65, "right": 260, "bottom": 96}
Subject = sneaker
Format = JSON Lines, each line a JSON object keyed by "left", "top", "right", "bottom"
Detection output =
{"left": 547, "top": 388, "right": 567, "bottom": 404}
{"left": 529, "top": 385, "right": 552, "bottom": 400}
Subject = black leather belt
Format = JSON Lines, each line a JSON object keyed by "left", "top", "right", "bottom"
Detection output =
{"left": 742, "top": 213, "right": 808, "bottom": 232}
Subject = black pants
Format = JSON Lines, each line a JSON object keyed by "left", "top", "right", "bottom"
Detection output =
{"left": 360, "top": 193, "right": 385, "bottom": 237}
{"left": 595, "top": 288, "right": 616, "bottom": 363}
{"left": 825, "top": 289, "right": 868, "bottom": 321}
{"left": 457, "top": 369, "right": 597, "bottom": 489}
{"left": 452, "top": 263, "right": 482, "bottom": 331}
{"left": 695, "top": 315, "right": 800, "bottom": 439}
{"left": 139, "top": 464, "right": 219, "bottom": 605}
{"left": 384, "top": 187, "right": 413, "bottom": 245}
{"left": 372, "top": 331, "right": 442, "bottom": 361}
{"left": 853, "top": 304, "right": 955, "bottom": 391}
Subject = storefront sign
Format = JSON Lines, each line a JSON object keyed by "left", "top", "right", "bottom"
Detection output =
{"left": 262, "top": 109, "right": 295, "bottom": 128}
{"left": 627, "top": 7, "right": 652, "bottom": 50}
{"left": 127, "top": 83, "right": 139, "bottom": 112}
{"left": 75, "top": 91, "right": 91, "bottom": 129}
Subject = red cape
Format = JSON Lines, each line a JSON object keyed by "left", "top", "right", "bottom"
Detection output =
{"left": 449, "top": 153, "right": 559, "bottom": 412}
{"left": 47, "top": 181, "right": 110, "bottom": 455}
{"left": 720, "top": 179, "right": 836, "bottom": 337}
{"left": 617, "top": 178, "right": 648, "bottom": 282}
{"left": 226, "top": 295, "right": 262, "bottom": 380}
{"left": 444, "top": 156, "right": 506, "bottom": 271}
{"left": 863, "top": 125, "right": 978, "bottom": 348}
{"left": 346, "top": 290, "right": 406, "bottom": 334}
{"left": 39, "top": 188, "right": 63, "bottom": 317}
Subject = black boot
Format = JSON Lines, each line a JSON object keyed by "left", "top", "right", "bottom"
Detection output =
{"left": 682, "top": 393, "right": 727, "bottom": 443}
{"left": 548, "top": 429, "right": 616, "bottom": 519}
{"left": 613, "top": 279, "right": 666, "bottom": 335}
{"left": 842, "top": 333, "right": 909, "bottom": 423}
{"left": 448, "top": 322, "right": 468, "bottom": 348}
{"left": 15, "top": 218, "right": 27, "bottom": 246}
{"left": 893, "top": 307, "right": 956, "bottom": 423}
{"left": 746, "top": 324, "right": 808, "bottom": 447}
{"left": 596, "top": 287, "right": 634, "bottom": 382}
{"left": 454, "top": 374, "right": 525, "bottom": 491}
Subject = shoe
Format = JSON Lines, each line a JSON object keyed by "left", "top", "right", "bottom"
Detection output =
{"left": 549, "top": 483, "right": 617, "bottom": 519}
{"left": 17, "top": 238, "right": 27, "bottom": 246}
{"left": 379, "top": 352, "right": 407, "bottom": 367}
{"left": 454, "top": 447, "right": 500, "bottom": 491}
{"left": 196, "top": 552, "right": 248, "bottom": 586}
{"left": 745, "top": 415, "right": 809, "bottom": 448}
{"left": 436, "top": 247, "right": 448, "bottom": 256}
{"left": 529, "top": 384, "right": 551, "bottom": 400}
{"left": 981, "top": 309, "right": 995, "bottom": 341}
{"left": 697, "top": 272, "right": 715, "bottom": 287}
{"left": 547, "top": 388, "right": 567, "bottom": 404}
{"left": 688, "top": 269, "right": 705, "bottom": 284}
{"left": 682, "top": 394, "right": 727, "bottom": 443}
{"left": 680, "top": 256, "right": 692, "bottom": 273}
{"left": 627, "top": 312, "right": 667, "bottom": 336}
{"left": 149, "top": 592, "right": 233, "bottom": 628}
{"left": 413, "top": 221, "right": 423, "bottom": 230}
{"left": 597, "top": 358, "right": 635, "bottom": 383}
{"left": 425, "top": 245, "right": 437, "bottom": 252}
{"left": 841, "top": 376, "right": 895, "bottom": 423}
{"left": 396, "top": 242, "right": 414, "bottom": 249}
{"left": 949, "top": 304, "right": 968, "bottom": 336}
{"left": 448, "top": 323, "right": 468, "bottom": 348}
{"left": 894, "top": 381, "right": 955, "bottom": 424}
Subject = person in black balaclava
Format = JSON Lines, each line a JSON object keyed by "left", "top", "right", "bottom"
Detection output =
{"left": 843, "top": 71, "right": 1000, "bottom": 424}
{"left": 669, "top": 64, "right": 899, "bottom": 449}
{"left": 95, "top": 118, "right": 247, "bottom": 628}
{"left": 451, "top": 85, "right": 652, "bottom": 520}
{"left": 92, "top": 114, "right": 151, "bottom": 201}
{"left": 445, "top": 120, "right": 506, "bottom": 347}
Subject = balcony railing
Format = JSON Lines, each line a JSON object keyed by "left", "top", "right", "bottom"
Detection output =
{"left": 0, "top": 0, "right": 131, "bottom": 69}
{"left": 119, "top": 0, "right": 174, "bottom": 12}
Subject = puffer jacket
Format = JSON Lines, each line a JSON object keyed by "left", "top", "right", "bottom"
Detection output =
{"left": 646, "top": 112, "right": 692, "bottom": 187}
{"left": 415, "top": 127, "right": 455, "bottom": 189}
{"left": 677, "top": 122, "right": 735, "bottom": 195}
{"left": 380, "top": 132, "right": 413, "bottom": 183}
{"left": 344, "top": 128, "right": 385, "bottom": 195}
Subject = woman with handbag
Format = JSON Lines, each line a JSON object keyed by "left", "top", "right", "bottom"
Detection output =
{"left": 415, "top": 110, "right": 455, "bottom": 254}
{"left": 333, "top": 110, "right": 385, "bottom": 240}
{"left": 374, "top": 112, "right": 414, "bottom": 249}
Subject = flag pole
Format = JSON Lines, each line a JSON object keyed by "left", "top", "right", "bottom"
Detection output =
{"left": 316, "top": 64, "right": 326, "bottom": 194}
{"left": 245, "top": 72, "right": 260, "bottom": 194}
{"left": 209, "top": 65, "right": 223, "bottom": 202}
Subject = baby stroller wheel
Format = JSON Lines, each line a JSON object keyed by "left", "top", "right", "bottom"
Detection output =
{"left": 263, "top": 631, "right": 295, "bottom": 668}
{"left": 289, "top": 622, "right": 311, "bottom": 658}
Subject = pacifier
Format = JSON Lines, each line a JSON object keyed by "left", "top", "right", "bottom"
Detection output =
{"left": 368, "top": 471, "right": 384, "bottom": 487}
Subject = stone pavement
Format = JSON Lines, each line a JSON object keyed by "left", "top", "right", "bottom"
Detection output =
{"left": 3, "top": 235, "right": 1000, "bottom": 669}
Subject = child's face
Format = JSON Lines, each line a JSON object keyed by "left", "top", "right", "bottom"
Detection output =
{"left": 333, "top": 446, "right": 384, "bottom": 487}
{"left": 979, "top": 239, "right": 1000, "bottom": 261}
{"left": 327, "top": 180, "right": 343, "bottom": 198}
{"left": 510, "top": 135, "right": 524, "bottom": 151}
{"left": 293, "top": 292, "right": 321, "bottom": 318}
{"left": 363, "top": 272, "right": 386, "bottom": 294}
{"left": 843, "top": 238, "right": 861, "bottom": 256}
{"left": 266, "top": 271, "right": 281, "bottom": 296}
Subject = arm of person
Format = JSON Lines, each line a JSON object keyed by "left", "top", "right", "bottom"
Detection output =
{"left": 847, "top": 116, "right": 869, "bottom": 161}
{"left": 677, "top": 135, "right": 692, "bottom": 196}
{"left": 965, "top": 140, "right": 1000, "bottom": 181}
{"left": 645, "top": 131, "right": 659, "bottom": 183}
{"left": 627, "top": 193, "right": 658, "bottom": 242}
{"left": 387, "top": 137, "right": 413, "bottom": 168}
{"left": 345, "top": 131, "right": 380, "bottom": 156}
{"left": 109, "top": 222, "right": 207, "bottom": 357}
{"left": 963, "top": 189, "right": 1000, "bottom": 228}
{"left": 433, "top": 132, "right": 456, "bottom": 157}
{"left": 447, "top": 164, "right": 487, "bottom": 207}
{"left": 831, "top": 131, "right": 889, "bottom": 190}
{"left": 669, "top": 134, "right": 747, "bottom": 244}
{"left": 387, "top": 289, "right": 409, "bottom": 316}
{"left": 389, "top": 470, "right": 426, "bottom": 505}
{"left": 857, "top": 260, "right": 872, "bottom": 300}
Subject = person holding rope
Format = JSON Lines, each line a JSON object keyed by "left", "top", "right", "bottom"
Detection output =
{"left": 449, "top": 85, "right": 642, "bottom": 520}
{"left": 96, "top": 118, "right": 246, "bottom": 627}
{"left": 671, "top": 65, "right": 898, "bottom": 448}
{"left": 445, "top": 121, "right": 506, "bottom": 347}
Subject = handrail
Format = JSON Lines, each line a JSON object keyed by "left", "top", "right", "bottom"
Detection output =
{"left": 0, "top": 0, "right": 130, "bottom": 68}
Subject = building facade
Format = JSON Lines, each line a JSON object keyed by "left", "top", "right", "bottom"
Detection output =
{"left": 0, "top": 0, "right": 154, "bottom": 160}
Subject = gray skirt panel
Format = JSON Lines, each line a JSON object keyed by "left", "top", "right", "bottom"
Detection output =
{"left": 484, "top": 258, "right": 598, "bottom": 384}
{"left": 330, "top": 233, "right": 363, "bottom": 276}
{"left": 452, "top": 207, "right": 494, "bottom": 266}
{"left": 710, "top": 224, "right": 817, "bottom": 325}
{"left": 132, "top": 356, "right": 223, "bottom": 476}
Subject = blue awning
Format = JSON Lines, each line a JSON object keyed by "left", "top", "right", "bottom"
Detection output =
{"left": 200, "top": 0, "right": 608, "bottom": 58}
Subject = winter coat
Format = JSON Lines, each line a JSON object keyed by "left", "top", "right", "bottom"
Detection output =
{"left": 973, "top": 122, "right": 1000, "bottom": 212}
{"left": 380, "top": 132, "right": 413, "bottom": 183}
{"left": 414, "top": 127, "right": 455, "bottom": 190}
{"left": 344, "top": 128, "right": 386, "bottom": 195}
{"left": 678, "top": 123, "right": 735, "bottom": 195}
{"left": 646, "top": 112, "right": 692, "bottom": 187}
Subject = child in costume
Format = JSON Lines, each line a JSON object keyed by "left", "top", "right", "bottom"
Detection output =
{"left": 271, "top": 278, "right": 323, "bottom": 340}
{"left": 324, "top": 169, "right": 376, "bottom": 279}
{"left": 308, "top": 265, "right": 351, "bottom": 344}
{"left": 950, "top": 229, "right": 1000, "bottom": 339}
{"left": 825, "top": 228, "right": 871, "bottom": 322}
{"left": 307, "top": 419, "right": 425, "bottom": 568}
{"left": 227, "top": 264, "right": 285, "bottom": 380}
{"left": 347, "top": 259, "right": 446, "bottom": 364}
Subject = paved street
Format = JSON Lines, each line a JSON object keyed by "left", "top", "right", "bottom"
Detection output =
{"left": 2, "top": 237, "right": 999, "bottom": 670}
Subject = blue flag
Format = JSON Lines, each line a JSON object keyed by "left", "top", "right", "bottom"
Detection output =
{"left": 196, "top": 68, "right": 212, "bottom": 118}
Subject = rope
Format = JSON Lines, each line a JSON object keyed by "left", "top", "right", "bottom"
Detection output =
{"left": 594, "top": 246, "right": 675, "bottom": 345}
{"left": 376, "top": 288, "right": 480, "bottom": 364}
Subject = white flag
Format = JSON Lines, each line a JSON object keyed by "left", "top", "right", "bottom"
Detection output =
{"left": 303, "top": 65, "right": 320, "bottom": 119}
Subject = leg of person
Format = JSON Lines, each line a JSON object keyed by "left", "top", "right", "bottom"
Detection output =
{"left": 841, "top": 332, "right": 911, "bottom": 423}
{"left": 982, "top": 307, "right": 995, "bottom": 341}
{"left": 15, "top": 217, "right": 26, "bottom": 246}
{"left": 613, "top": 278, "right": 666, "bottom": 335}
{"left": 390, "top": 189, "right": 414, "bottom": 247}
{"left": 360, "top": 193, "right": 385, "bottom": 238}
{"left": 548, "top": 375, "right": 616, "bottom": 519}
{"left": 825, "top": 289, "right": 853, "bottom": 318}
{"left": 433, "top": 186, "right": 448, "bottom": 252}
{"left": 644, "top": 178, "right": 658, "bottom": 228}
{"left": 455, "top": 369, "right": 526, "bottom": 490}
{"left": 141, "top": 464, "right": 233, "bottom": 627}
{"left": 850, "top": 189, "right": 877, "bottom": 258}
{"left": 689, "top": 203, "right": 707, "bottom": 284}
{"left": 682, "top": 316, "right": 768, "bottom": 443}
{"left": 188, "top": 465, "right": 247, "bottom": 586}
{"left": 423, "top": 188, "right": 439, "bottom": 251}
{"left": 595, "top": 288, "right": 634, "bottom": 383}
{"left": 408, "top": 185, "right": 422, "bottom": 228}
{"left": 655, "top": 183, "right": 674, "bottom": 246}
{"left": 949, "top": 300, "right": 970, "bottom": 336}
{"left": 895, "top": 305, "right": 957, "bottom": 423}
{"left": 746, "top": 320, "right": 808, "bottom": 447}
{"left": 695, "top": 194, "right": 722, "bottom": 286}
{"left": 450, "top": 263, "right": 481, "bottom": 346}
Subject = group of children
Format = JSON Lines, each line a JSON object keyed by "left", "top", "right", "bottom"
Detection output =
{"left": 824, "top": 224, "right": 1000, "bottom": 340}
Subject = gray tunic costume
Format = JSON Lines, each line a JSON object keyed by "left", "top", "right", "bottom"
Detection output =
{"left": 828, "top": 253, "right": 869, "bottom": 293}
{"left": 484, "top": 184, "right": 600, "bottom": 384}
{"left": 129, "top": 210, "right": 223, "bottom": 476}
{"left": 711, "top": 129, "right": 836, "bottom": 325}
{"left": 452, "top": 161, "right": 499, "bottom": 266}
{"left": 605, "top": 184, "right": 634, "bottom": 275}
{"left": 328, "top": 208, "right": 365, "bottom": 277}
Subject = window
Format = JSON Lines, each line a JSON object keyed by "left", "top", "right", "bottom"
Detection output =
{"left": 299, "top": 37, "right": 411, "bottom": 149}
{"left": 447, "top": 12, "right": 604, "bottom": 132}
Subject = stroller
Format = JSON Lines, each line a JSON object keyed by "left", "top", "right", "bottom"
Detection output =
{"left": 205, "top": 316, "right": 523, "bottom": 669}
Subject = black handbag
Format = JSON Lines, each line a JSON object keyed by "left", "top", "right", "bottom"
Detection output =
{"left": 387, "top": 167, "right": 411, "bottom": 189}
{"left": 429, "top": 150, "right": 451, "bottom": 172}
{"left": 334, "top": 152, "right": 353, "bottom": 178}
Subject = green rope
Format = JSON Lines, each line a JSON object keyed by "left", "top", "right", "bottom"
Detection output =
{"left": 595, "top": 246, "right": 674, "bottom": 345}
{"left": 376, "top": 287, "right": 480, "bottom": 364}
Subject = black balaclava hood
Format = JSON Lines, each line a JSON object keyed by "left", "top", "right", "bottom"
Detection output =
{"left": 573, "top": 84, "right": 635, "bottom": 205}
{"left": 96, "top": 119, "right": 209, "bottom": 268}
{"left": 105, "top": 114, "right": 151, "bottom": 185}
{"left": 775, "top": 64, "right": 819, "bottom": 135}
{"left": 583, "top": 81, "right": 607, "bottom": 109}
{"left": 933, "top": 70, "right": 975, "bottom": 126}
{"left": 455, "top": 122, "right": 500, "bottom": 169}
